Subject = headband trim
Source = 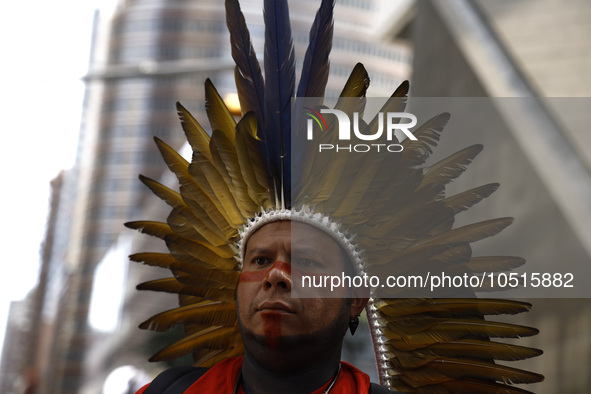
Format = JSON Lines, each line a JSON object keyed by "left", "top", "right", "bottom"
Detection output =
{"left": 239, "top": 207, "right": 365, "bottom": 276}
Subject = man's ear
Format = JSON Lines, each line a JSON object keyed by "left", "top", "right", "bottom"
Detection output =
{"left": 350, "top": 297, "right": 369, "bottom": 318}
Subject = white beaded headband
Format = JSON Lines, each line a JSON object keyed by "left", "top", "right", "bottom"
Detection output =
{"left": 238, "top": 208, "right": 366, "bottom": 276}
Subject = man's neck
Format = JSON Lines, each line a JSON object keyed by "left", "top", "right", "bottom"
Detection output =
{"left": 240, "top": 349, "right": 342, "bottom": 394}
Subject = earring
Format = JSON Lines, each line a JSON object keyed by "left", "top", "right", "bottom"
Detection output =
{"left": 349, "top": 315, "right": 360, "bottom": 335}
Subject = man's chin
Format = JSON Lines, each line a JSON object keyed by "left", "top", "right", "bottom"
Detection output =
{"left": 243, "top": 328, "right": 313, "bottom": 351}
{"left": 241, "top": 328, "right": 343, "bottom": 371}
{"left": 242, "top": 316, "right": 348, "bottom": 353}
{"left": 237, "top": 299, "right": 351, "bottom": 367}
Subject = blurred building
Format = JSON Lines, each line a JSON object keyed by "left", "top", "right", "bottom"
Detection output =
{"left": 0, "top": 299, "right": 31, "bottom": 394}
{"left": 26, "top": 1, "right": 412, "bottom": 393}
{"left": 47, "top": 2, "right": 234, "bottom": 392}
{"left": 23, "top": 172, "right": 73, "bottom": 394}
{"left": 409, "top": 1, "right": 591, "bottom": 393}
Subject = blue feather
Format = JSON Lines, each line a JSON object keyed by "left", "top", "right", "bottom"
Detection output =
{"left": 263, "top": 0, "right": 295, "bottom": 206}
{"left": 297, "top": 0, "right": 334, "bottom": 98}
{"left": 293, "top": 0, "right": 335, "bottom": 196}
{"left": 225, "top": 0, "right": 265, "bottom": 130}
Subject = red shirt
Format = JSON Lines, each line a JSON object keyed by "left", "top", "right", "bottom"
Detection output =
{"left": 136, "top": 356, "right": 371, "bottom": 393}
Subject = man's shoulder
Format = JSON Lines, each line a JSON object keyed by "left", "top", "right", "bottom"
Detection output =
{"left": 141, "top": 361, "right": 401, "bottom": 394}
{"left": 141, "top": 357, "right": 243, "bottom": 393}
{"left": 142, "top": 366, "right": 210, "bottom": 394}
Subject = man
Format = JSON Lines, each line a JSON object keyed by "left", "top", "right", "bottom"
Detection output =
{"left": 235, "top": 220, "right": 372, "bottom": 393}
{"left": 136, "top": 220, "right": 392, "bottom": 393}
{"left": 128, "top": 0, "right": 543, "bottom": 392}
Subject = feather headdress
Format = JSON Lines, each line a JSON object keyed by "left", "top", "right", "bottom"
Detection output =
{"left": 126, "top": 0, "right": 543, "bottom": 391}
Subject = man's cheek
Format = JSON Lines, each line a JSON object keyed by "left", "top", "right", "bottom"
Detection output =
{"left": 235, "top": 285, "right": 251, "bottom": 323}
{"left": 239, "top": 269, "right": 268, "bottom": 284}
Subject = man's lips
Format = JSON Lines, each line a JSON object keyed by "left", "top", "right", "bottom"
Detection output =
{"left": 256, "top": 301, "right": 295, "bottom": 313}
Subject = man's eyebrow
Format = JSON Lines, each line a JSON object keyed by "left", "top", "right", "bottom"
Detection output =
{"left": 244, "top": 246, "right": 273, "bottom": 256}
{"left": 291, "top": 246, "right": 324, "bottom": 255}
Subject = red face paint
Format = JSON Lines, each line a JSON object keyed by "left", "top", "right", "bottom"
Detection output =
{"left": 261, "top": 311, "right": 282, "bottom": 349}
{"left": 239, "top": 261, "right": 290, "bottom": 349}
{"left": 239, "top": 260, "right": 291, "bottom": 283}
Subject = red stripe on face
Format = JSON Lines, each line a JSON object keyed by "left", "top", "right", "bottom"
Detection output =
{"left": 239, "top": 260, "right": 291, "bottom": 283}
{"left": 271, "top": 260, "right": 291, "bottom": 275}
{"left": 261, "top": 311, "right": 282, "bottom": 349}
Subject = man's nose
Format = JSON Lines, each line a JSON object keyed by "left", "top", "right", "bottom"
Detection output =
{"left": 264, "top": 260, "right": 291, "bottom": 290}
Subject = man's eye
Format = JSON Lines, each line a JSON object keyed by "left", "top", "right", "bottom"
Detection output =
{"left": 252, "top": 257, "right": 271, "bottom": 266}
{"left": 296, "top": 258, "right": 320, "bottom": 268}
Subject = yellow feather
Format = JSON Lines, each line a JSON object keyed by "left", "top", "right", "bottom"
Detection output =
{"left": 136, "top": 278, "right": 235, "bottom": 302}
{"left": 138, "top": 175, "right": 228, "bottom": 246}
{"left": 176, "top": 101, "right": 212, "bottom": 162}
{"left": 420, "top": 144, "right": 483, "bottom": 188}
{"left": 431, "top": 379, "right": 539, "bottom": 394}
{"left": 171, "top": 268, "right": 238, "bottom": 290}
{"left": 391, "top": 356, "right": 544, "bottom": 385}
{"left": 139, "top": 300, "right": 237, "bottom": 332}
{"left": 210, "top": 129, "right": 259, "bottom": 216}
{"left": 204, "top": 78, "right": 237, "bottom": 144}
{"left": 155, "top": 137, "right": 244, "bottom": 234}
{"left": 235, "top": 113, "right": 273, "bottom": 209}
{"left": 167, "top": 209, "right": 230, "bottom": 250}
{"left": 334, "top": 63, "right": 370, "bottom": 115}
{"left": 165, "top": 234, "right": 239, "bottom": 271}
{"left": 462, "top": 256, "right": 526, "bottom": 273}
{"left": 124, "top": 221, "right": 172, "bottom": 240}
{"left": 377, "top": 299, "right": 532, "bottom": 318}
{"left": 295, "top": 64, "right": 370, "bottom": 196}
{"left": 329, "top": 152, "right": 388, "bottom": 218}
{"left": 406, "top": 338, "right": 543, "bottom": 361}
{"left": 418, "top": 217, "right": 513, "bottom": 246}
{"left": 149, "top": 325, "right": 238, "bottom": 362}
{"left": 401, "top": 112, "right": 449, "bottom": 152}
{"left": 129, "top": 252, "right": 176, "bottom": 269}
{"left": 443, "top": 183, "right": 499, "bottom": 215}
{"left": 138, "top": 174, "right": 184, "bottom": 208}
{"left": 383, "top": 318, "right": 538, "bottom": 346}
{"left": 188, "top": 151, "right": 245, "bottom": 228}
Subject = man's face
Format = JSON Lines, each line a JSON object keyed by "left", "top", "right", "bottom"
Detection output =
{"left": 237, "top": 220, "right": 356, "bottom": 350}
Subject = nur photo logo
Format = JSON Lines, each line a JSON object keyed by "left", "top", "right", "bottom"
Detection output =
{"left": 304, "top": 107, "right": 418, "bottom": 153}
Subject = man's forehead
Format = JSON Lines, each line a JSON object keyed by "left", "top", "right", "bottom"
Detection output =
{"left": 246, "top": 220, "right": 341, "bottom": 250}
